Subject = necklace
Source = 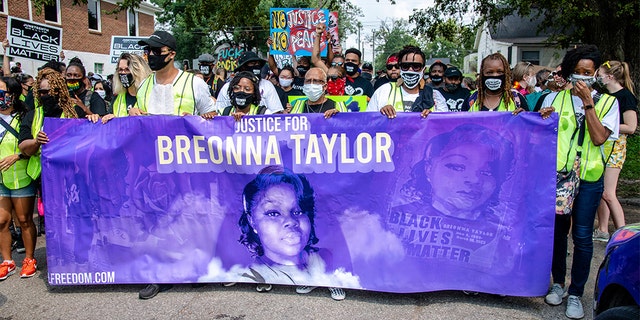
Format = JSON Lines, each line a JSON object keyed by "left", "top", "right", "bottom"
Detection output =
{"left": 305, "top": 99, "right": 326, "bottom": 113}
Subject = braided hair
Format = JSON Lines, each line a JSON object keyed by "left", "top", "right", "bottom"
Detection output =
{"left": 35, "top": 68, "right": 78, "bottom": 118}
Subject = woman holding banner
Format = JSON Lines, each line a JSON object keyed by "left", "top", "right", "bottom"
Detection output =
{"left": 98, "top": 53, "right": 151, "bottom": 123}
{"left": 221, "top": 71, "right": 267, "bottom": 119}
{"left": 0, "top": 76, "right": 36, "bottom": 280}
{"left": 238, "top": 165, "right": 359, "bottom": 300}
{"left": 539, "top": 45, "right": 619, "bottom": 319}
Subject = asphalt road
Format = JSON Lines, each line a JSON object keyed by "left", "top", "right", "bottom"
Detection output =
{"left": 1, "top": 203, "right": 638, "bottom": 320}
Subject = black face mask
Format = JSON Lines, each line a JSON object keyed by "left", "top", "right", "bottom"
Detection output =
{"left": 147, "top": 54, "right": 171, "bottom": 71}
{"left": 40, "top": 95, "right": 61, "bottom": 116}
{"left": 199, "top": 65, "right": 212, "bottom": 75}
{"left": 445, "top": 83, "right": 459, "bottom": 92}
{"left": 120, "top": 73, "right": 135, "bottom": 88}
{"left": 231, "top": 91, "right": 254, "bottom": 109}
{"left": 297, "top": 66, "right": 309, "bottom": 77}
{"left": 344, "top": 62, "right": 359, "bottom": 77}
{"left": 430, "top": 76, "right": 443, "bottom": 85}
{"left": 483, "top": 75, "right": 506, "bottom": 93}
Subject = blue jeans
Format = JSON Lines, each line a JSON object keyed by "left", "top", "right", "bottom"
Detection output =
{"left": 551, "top": 177, "right": 604, "bottom": 297}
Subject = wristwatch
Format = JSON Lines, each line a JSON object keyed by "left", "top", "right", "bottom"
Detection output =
{"left": 583, "top": 104, "right": 594, "bottom": 110}
{"left": 18, "top": 154, "right": 29, "bottom": 160}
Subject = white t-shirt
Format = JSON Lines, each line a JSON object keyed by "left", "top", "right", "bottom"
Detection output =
{"left": 540, "top": 90, "right": 620, "bottom": 140}
{"left": 146, "top": 70, "right": 216, "bottom": 115}
{"left": 215, "top": 79, "right": 284, "bottom": 114}
{"left": 367, "top": 83, "right": 420, "bottom": 112}
{"left": 0, "top": 113, "right": 15, "bottom": 139}
{"left": 432, "top": 90, "right": 448, "bottom": 112}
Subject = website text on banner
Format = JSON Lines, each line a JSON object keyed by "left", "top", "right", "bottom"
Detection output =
{"left": 41, "top": 112, "right": 558, "bottom": 296}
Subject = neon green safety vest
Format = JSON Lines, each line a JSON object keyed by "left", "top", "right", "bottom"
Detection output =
{"left": 291, "top": 98, "right": 347, "bottom": 114}
{"left": 386, "top": 82, "right": 408, "bottom": 111}
{"left": 136, "top": 71, "right": 196, "bottom": 115}
{"left": 553, "top": 89, "right": 616, "bottom": 182}
{"left": 0, "top": 115, "right": 31, "bottom": 189}
{"left": 25, "top": 107, "right": 66, "bottom": 180}
{"left": 223, "top": 105, "right": 263, "bottom": 116}
{"left": 467, "top": 90, "right": 520, "bottom": 112}
{"left": 112, "top": 92, "right": 133, "bottom": 117}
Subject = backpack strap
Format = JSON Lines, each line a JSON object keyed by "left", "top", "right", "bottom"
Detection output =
{"left": 222, "top": 106, "right": 233, "bottom": 116}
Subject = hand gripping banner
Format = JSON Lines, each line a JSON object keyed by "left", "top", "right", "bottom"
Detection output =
{"left": 42, "top": 112, "right": 558, "bottom": 296}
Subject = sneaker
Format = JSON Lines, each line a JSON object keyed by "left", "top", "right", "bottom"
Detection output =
{"left": 256, "top": 284, "right": 272, "bottom": 292}
{"left": 545, "top": 283, "right": 567, "bottom": 306}
{"left": 20, "top": 258, "right": 37, "bottom": 278}
{"left": 15, "top": 238, "right": 25, "bottom": 254}
{"left": 462, "top": 290, "right": 479, "bottom": 296}
{"left": 329, "top": 287, "right": 346, "bottom": 301}
{"left": 138, "top": 284, "right": 173, "bottom": 300}
{"left": 0, "top": 260, "right": 16, "bottom": 280}
{"left": 592, "top": 229, "right": 610, "bottom": 242}
{"left": 296, "top": 286, "right": 318, "bottom": 294}
{"left": 565, "top": 295, "right": 584, "bottom": 319}
{"left": 222, "top": 282, "right": 237, "bottom": 287}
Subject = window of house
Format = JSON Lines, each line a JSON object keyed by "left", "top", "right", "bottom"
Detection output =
{"left": 522, "top": 51, "right": 540, "bottom": 65}
{"left": 44, "top": 0, "right": 60, "bottom": 23}
{"left": 0, "top": 0, "right": 7, "bottom": 14}
{"left": 127, "top": 9, "right": 138, "bottom": 36}
{"left": 88, "top": 0, "right": 100, "bottom": 31}
{"left": 94, "top": 63, "right": 103, "bottom": 75}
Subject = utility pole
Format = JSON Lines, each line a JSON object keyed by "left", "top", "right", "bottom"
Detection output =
{"left": 357, "top": 25, "right": 361, "bottom": 53}
{"left": 372, "top": 31, "right": 376, "bottom": 74}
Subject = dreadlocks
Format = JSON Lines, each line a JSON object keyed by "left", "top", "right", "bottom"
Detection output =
{"left": 477, "top": 53, "right": 514, "bottom": 110}
{"left": 35, "top": 68, "right": 78, "bottom": 119}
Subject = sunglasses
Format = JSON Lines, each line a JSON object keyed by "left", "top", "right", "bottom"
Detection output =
{"left": 143, "top": 46, "right": 170, "bottom": 56}
{"left": 38, "top": 89, "right": 51, "bottom": 96}
{"left": 328, "top": 75, "right": 342, "bottom": 81}
{"left": 331, "top": 62, "right": 344, "bottom": 67}
{"left": 400, "top": 63, "right": 424, "bottom": 72}
{"left": 386, "top": 64, "right": 399, "bottom": 70}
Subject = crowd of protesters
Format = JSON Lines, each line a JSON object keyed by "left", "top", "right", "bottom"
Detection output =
{"left": 0, "top": 25, "right": 637, "bottom": 319}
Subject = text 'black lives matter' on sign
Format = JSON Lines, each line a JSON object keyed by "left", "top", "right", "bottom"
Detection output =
{"left": 7, "top": 16, "right": 62, "bottom": 62}
{"left": 110, "top": 36, "right": 146, "bottom": 63}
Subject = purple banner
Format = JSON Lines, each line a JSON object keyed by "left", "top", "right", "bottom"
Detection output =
{"left": 42, "top": 112, "right": 558, "bottom": 296}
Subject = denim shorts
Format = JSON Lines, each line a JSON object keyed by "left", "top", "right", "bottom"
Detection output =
{"left": 0, "top": 182, "right": 36, "bottom": 198}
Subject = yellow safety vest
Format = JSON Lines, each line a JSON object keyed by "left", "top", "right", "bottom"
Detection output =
{"left": 25, "top": 107, "right": 66, "bottom": 180}
{"left": 467, "top": 90, "right": 520, "bottom": 112}
{"left": 223, "top": 105, "right": 264, "bottom": 116}
{"left": 386, "top": 82, "right": 407, "bottom": 111}
{"left": 112, "top": 92, "right": 134, "bottom": 117}
{"left": 136, "top": 71, "right": 196, "bottom": 115}
{"left": 291, "top": 99, "right": 347, "bottom": 114}
{"left": 0, "top": 115, "right": 31, "bottom": 189}
{"left": 553, "top": 89, "right": 616, "bottom": 181}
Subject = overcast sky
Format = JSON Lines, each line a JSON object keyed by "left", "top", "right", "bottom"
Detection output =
{"left": 345, "top": 0, "right": 435, "bottom": 62}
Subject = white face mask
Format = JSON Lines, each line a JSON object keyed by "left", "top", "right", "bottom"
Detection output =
{"left": 400, "top": 70, "right": 423, "bottom": 89}
{"left": 95, "top": 90, "right": 106, "bottom": 99}
{"left": 279, "top": 77, "right": 293, "bottom": 87}
{"left": 303, "top": 84, "right": 324, "bottom": 102}
{"left": 569, "top": 74, "right": 596, "bottom": 88}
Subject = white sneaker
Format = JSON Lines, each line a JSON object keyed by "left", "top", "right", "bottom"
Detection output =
{"left": 328, "top": 287, "right": 346, "bottom": 301}
{"left": 544, "top": 283, "right": 567, "bottom": 306}
{"left": 296, "top": 286, "right": 318, "bottom": 294}
{"left": 565, "top": 295, "right": 584, "bottom": 319}
{"left": 256, "top": 284, "right": 272, "bottom": 292}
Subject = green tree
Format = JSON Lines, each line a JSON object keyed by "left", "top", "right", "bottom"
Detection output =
{"left": 368, "top": 19, "right": 419, "bottom": 70}
{"left": 408, "top": 0, "right": 640, "bottom": 93}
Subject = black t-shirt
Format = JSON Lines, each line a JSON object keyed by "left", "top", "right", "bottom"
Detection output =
{"left": 292, "top": 77, "right": 305, "bottom": 91}
{"left": 611, "top": 88, "right": 638, "bottom": 124}
{"left": 275, "top": 86, "right": 303, "bottom": 108}
{"left": 74, "top": 90, "right": 108, "bottom": 118}
{"left": 345, "top": 75, "right": 374, "bottom": 98}
{"left": 302, "top": 99, "right": 337, "bottom": 113}
{"left": 204, "top": 75, "right": 215, "bottom": 97}
{"left": 436, "top": 87, "right": 471, "bottom": 112}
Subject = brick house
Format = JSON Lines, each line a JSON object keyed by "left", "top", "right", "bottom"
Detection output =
{"left": 1, "top": 0, "right": 159, "bottom": 77}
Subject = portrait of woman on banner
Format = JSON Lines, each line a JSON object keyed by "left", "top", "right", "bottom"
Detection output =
{"left": 389, "top": 123, "right": 517, "bottom": 273}
{"left": 236, "top": 165, "right": 360, "bottom": 288}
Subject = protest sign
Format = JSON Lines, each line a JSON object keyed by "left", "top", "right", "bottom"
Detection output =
{"left": 6, "top": 16, "right": 62, "bottom": 62}
{"left": 42, "top": 113, "right": 557, "bottom": 296}
{"left": 329, "top": 12, "right": 341, "bottom": 53}
{"left": 215, "top": 45, "right": 244, "bottom": 71}
{"left": 110, "top": 36, "right": 146, "bottom": 63}
{"left": 269, "top": 8, "right": 329, "bottom": 57}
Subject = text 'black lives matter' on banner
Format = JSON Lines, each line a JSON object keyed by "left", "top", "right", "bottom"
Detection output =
{"left": 110, "top": 36, "right": 146, "bottom": 63}
{"left": 6, "top": 16, "right": 62, "bottom": 62}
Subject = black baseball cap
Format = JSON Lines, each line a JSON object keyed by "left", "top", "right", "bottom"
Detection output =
{"left": 235, "top": 51, "right": 265, "bottom": 72}
{"left": 138, "top": 30, "right": 177, "bottom": 51}
{"left": 362, "top": 63, "right": 373, "bottom": 71}
{"left": 444, "top": 66, "right": 462, "bottom": 78}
